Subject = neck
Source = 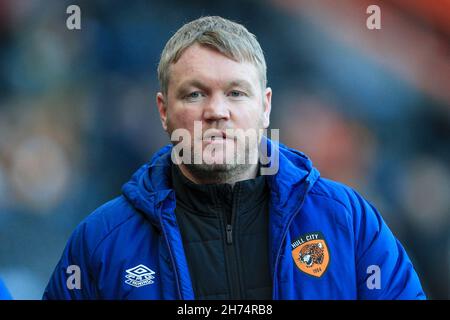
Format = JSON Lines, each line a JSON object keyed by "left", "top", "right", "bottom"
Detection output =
{"left": 177, "top": 163, "right": 259, "bottom": 186}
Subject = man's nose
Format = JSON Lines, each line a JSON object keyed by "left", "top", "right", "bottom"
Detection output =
{"left": 203, "top": 94, "right": 230, "bottom": 121}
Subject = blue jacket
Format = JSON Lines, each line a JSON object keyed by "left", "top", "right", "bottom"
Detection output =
{"left": 43, "top": 139, "right": 425, "bottom": 299}
{"left": 0, "top": 278, "right": 12, "bottom": 300}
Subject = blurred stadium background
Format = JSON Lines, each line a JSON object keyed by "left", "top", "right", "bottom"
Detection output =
{"left": 0, "top": 0, "right": 448, "bottom": 299}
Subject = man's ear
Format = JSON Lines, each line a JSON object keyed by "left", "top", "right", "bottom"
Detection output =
{"left": 262, "top": 87, "right": 272, "bottom": 128}
{"left": 156, "top": 92, "right": 168, "bottom": 131}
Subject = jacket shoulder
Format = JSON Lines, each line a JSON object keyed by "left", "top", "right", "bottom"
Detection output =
{"left": 71, "top": 196, "right": 140, "bottom": 259}
{"left": 306, "top": 177, "right": 380, "bottom": 232}
{"left": 308, "top": 177, "right": 359, "bottom": 214}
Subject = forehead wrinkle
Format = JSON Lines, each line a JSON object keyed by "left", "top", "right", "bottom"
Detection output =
{"left": 169, "top": 45, "right": 260, "bottom": 94}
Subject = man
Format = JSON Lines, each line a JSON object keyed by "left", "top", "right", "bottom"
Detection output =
{"left": 43, "top": 16, "right": 425, "bottom": 299}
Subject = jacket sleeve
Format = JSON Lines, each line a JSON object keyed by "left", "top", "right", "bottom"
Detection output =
{"left": 0, "top": 278, "right": 12, "bottom": 300}
{"left": 43, "top": 222, "right": 99, "bottom": 300}
{"left": 350, "top": 190, "right": 426, "bottom": 300}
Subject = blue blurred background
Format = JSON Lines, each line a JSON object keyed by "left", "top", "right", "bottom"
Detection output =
{"left": 0, "top": 0, "right": 448, "bottom": 299}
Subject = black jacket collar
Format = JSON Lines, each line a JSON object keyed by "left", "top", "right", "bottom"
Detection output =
{"left": 171, "top": 164, "right": 268, "bottom": 216}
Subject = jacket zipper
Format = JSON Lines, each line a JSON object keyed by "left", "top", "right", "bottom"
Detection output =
{"left": 158, "top": 203, "right": 184, "bottom": 299}
{"left": 223, "top": 184, "right": 243, "bottom": 299}
{"left": 272, "top": 179, "right": 312, "bottom": 299}
{"left": 226, "top": 224, "right": 233, "bottom": 245}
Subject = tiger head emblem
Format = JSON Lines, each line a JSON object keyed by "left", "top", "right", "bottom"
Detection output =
{"left": 298, "top": 242, "right": 324, "bottom": 268}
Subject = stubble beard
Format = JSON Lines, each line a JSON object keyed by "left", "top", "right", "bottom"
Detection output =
{"left": 183, "top": 141, "right": 259, "bottom": 184}
{"left": 167, "top": 111, "right": 265, "bottom": 184}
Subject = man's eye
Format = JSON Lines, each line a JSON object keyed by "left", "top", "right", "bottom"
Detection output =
{"left": 185, "top": 92, "right": 204, "bottom": 100}
{"left": 228, "top": 90, "right": 246, "bottom": 97}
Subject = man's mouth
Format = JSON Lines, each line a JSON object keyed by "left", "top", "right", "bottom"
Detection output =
{"left": 203, "top": 130, "right": 231, "bottom": 142}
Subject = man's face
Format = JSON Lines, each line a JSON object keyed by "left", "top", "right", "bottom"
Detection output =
{"left": 157, "top": 43, "right": 271, "bottom": 176}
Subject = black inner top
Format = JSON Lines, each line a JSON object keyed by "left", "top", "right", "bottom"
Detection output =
{"left": 171, "top": 164, "right": 272, "bottom": 300}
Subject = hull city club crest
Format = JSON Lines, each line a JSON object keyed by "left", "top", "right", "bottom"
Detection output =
{"left": 291, "top": 231, "right": 330, "bottom": 278}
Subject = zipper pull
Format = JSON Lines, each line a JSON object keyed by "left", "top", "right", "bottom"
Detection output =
{"left": 226, "top": 224, "right": 233, "bottom": 245}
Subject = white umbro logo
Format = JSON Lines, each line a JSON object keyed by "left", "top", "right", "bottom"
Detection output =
{"left": 124, "top": 264, "right": 156, "bottom": 288}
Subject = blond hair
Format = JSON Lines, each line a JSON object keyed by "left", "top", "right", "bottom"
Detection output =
{"left": 157, "top": 16, "right": 267, "bottom": 95}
